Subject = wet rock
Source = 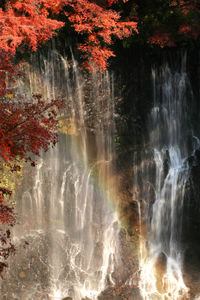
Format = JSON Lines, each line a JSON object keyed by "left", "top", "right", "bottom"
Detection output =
{"left": 98, "top": 282, "right": 142, "bottom": 300}
{"left": 163, "top": 149, "right": 170, "bottom": 178}
{"left": 194, "top": 149, "right": 200, "bottom": 164}
{"left": 155, "top": 252, "right": 167, "bottom": 274}
{"left": 155, "top": 252, "right": 167, "bottom": 293}
{"left": 188, "top": 155, "right": 194, "bottom": 167}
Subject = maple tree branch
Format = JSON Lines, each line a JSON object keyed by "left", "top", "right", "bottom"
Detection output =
{"left": 3, "top": 104, "right": 56, "bottom": 135}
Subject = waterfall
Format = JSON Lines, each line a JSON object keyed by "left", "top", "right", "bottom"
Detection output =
{"left": 138, "top": 56, "right": 194, "bottom": 299}
{"left": 1, "top": 48, "right": 120, "bottom": 300}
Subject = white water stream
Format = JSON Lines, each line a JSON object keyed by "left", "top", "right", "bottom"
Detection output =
{"left": 138, "top": 59, "right": 194, "bottom": 299}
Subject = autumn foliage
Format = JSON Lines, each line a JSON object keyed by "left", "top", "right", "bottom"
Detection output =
{"left": 66, "top": 0, "right": 137, "bottom": 71}
{"left": 0, "top": 97, "right": 64, "bottom": 162}
{"left": 0, "top": 0, "right": 64, "bottom": 55}
{"left": 0, "top": 0, "right": 137, "bottom": 73}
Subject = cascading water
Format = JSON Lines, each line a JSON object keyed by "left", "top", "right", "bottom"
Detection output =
{"left": 2, "top": 40, "right": 199, "bottom": 300}
{"left": 1, "top": 48, "right": 120, "bottom": 300}
{"left": 138, "top": 57, "right": 195, "bottom": 299}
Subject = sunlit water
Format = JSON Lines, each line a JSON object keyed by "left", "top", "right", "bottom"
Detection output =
{"left": 138, "top": 59, "right": 195, "bottom": 299}
{"left": 1, "top": 48, "right": 121, "bottom": 300}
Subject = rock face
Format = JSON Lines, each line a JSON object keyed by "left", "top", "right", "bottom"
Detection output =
{"left": 182, "top": 149, "right": 200, "bottom": 296}
{"left": 111, "top": 46, "right": 200, "bottom": 298}
{"left": 2, "top": 42, "right": 200, "bottom": 299}
{"left": 98, "top": 283, "right": 141, "bottom": 300}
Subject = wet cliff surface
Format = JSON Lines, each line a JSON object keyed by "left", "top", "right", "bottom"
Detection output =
{"left": 1, "top": 40, "right": 200, "bottom": 300}
{"left": 113, "top": 46, "right": 200, "bottom": 298}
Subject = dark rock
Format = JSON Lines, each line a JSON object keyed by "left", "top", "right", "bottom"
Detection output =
{"left": 163, "top": 149, "right": 170, "bottom": 178}
{"left": 195, "top": 149, "right": 200, "bottom": 164}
